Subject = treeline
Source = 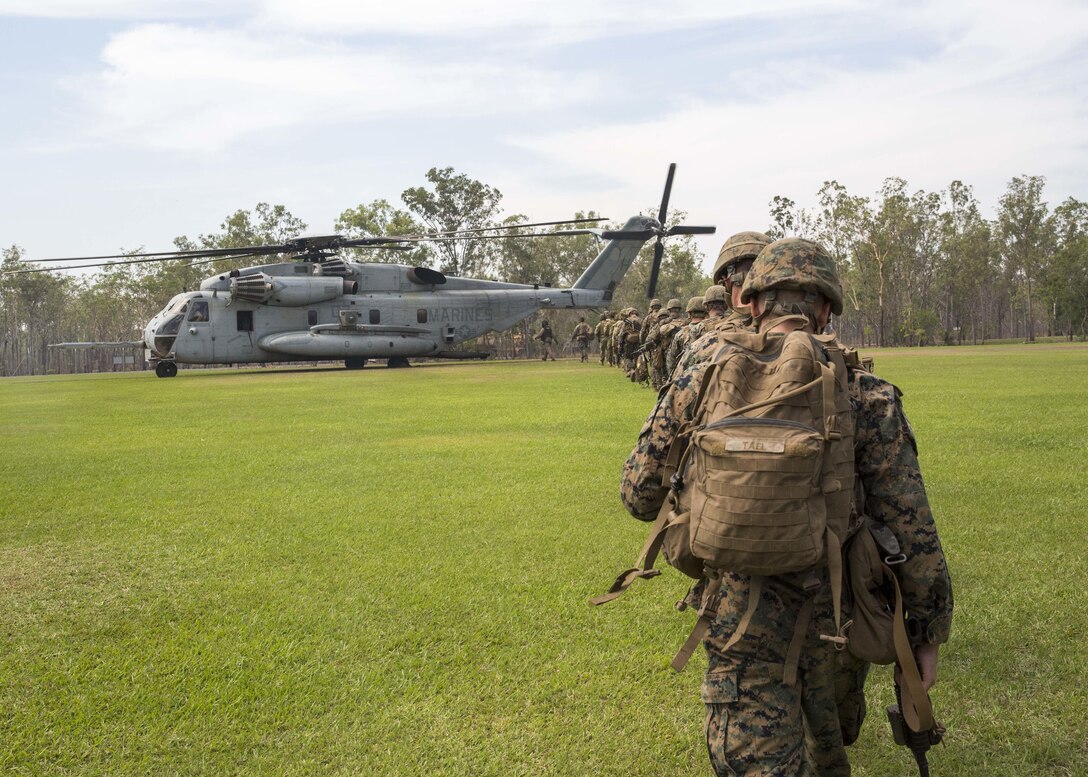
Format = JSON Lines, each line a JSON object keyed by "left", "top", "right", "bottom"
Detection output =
{"left": 2, "top": 170, "right": 1085, "bottom": 376}
{"left": 768, "top": 176, "right": 1088, "bottom": 347}
{"left": 0, "top": 168, "right": 707, "bottom": 376}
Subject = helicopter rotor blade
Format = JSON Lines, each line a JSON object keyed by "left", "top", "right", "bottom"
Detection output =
{"left": 27, "top": 243, "right": 293, "bottom": 264}
{"left": 657, "top": 163, "right": 676, "bottom": 228}
{"left": 647, "top": 163, "right": 677, "bottom": 300}
{"left": 647, "top": 241, "right": 666, "bottom": 301}
{"left": 599, "top": 228, "right": 656, "bottom": 241}
{"left": 419, "top": 216, "right": 607, "bottom": 238}
{"left": 666, "top": 225, "right": 717, "bottom": 236}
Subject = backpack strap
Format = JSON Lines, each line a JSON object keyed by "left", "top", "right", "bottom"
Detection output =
{"left": 590, "top": 492, "right": 678, "bottom": 605}
{"left": 670, "top": 574, "right": 764, "bottom": 672}
{"left": 889, "top": 569, "right": 936, "bottom": 732}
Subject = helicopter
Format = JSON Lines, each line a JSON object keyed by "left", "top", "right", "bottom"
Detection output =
{"left": 10, "top": 165, "right": 713, "bottom": 377}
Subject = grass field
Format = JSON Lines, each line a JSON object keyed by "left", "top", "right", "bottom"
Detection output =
{"left": 2, "top": 344, "right": 1087, "bottom": 776}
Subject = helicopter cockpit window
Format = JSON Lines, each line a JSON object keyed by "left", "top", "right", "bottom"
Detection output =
{"left": 417, "top": 308, "right": 428, "bottom": 324}
{"left": 187, "top": 300, "right": 209, "bottom": 322}
{"left": 369, "top": 309, "right": 381, "bottom": 324}
{"left": 160, "top": 302, "right": 187, "bottom": 336}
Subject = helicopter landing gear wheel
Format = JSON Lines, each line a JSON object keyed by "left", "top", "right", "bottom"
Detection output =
{"left": 155, "top": 361, "right": 178, "bottom": 378}
{"left": 387, "top": 356, "right": 411, "bottom": 368}
{"left": 345, "top": 357, "right": 367, "bottom": 370}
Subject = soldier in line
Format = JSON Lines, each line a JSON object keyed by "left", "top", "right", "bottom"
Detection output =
{"left": 594, "top": 312, "right": 613, "bottom": 365}
{"left": 644, "top": 298, "right": 684, "bottom": 390}
{"left": 664, "top": 295, "right": 706, "bottom": 376}
{"left": 675, "top": 232, "right": 775, "bottom": 373}
{"left": 571, "top": 316, "right": 594, "bottom": 362}
{"left": 621, "top": 308, "right": 643, "bottom": 380}
{"left": 609, "top": 310, "right": 628, "bottom": 368}
{"left": 640, "top": 298, "right": 664, "bottom": 347}
{"left": 714, "top": 231, "right": 773, "bottom": 331}
{"left": 619, "top": 238, "right": 953, "bottom": 776}
{"left": 535, "top": 319, "right": 557, "bottom": 361}
{"left": 617, "top": 306, "right": 635, "bottom": 370}
{"left": 669, "top": 283, "right": 728, "bottom": 375}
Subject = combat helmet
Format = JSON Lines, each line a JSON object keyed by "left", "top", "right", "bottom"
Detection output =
{"left": 686, "top": 296, "right": 706, "bottom": 315}
{"left": 740, "top": 237, "right": 844, "bottom": 316}
{"left": 703, "top": 284, "right": 729, "bottom": 307}
{"left": 713, "top": 231, "right": 773, "bottom": 286}
{"left": 666, "top": 298, "right": 682, "bottom": 311}
{"left": 649, "top": 298, "right": 662, "bottom": 310}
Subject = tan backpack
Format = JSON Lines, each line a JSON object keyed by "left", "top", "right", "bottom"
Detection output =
{"left": 595, "top": 325, "right": 855, "bottom": 675}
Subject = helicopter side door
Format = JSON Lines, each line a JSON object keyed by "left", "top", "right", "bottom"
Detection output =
{"left": 180, "top": 298, "right": 214, "bottom": 363}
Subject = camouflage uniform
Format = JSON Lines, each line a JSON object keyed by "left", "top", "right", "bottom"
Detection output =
{"left": 619, "top": 239, "right": 952, "bottom": 777}
{"left": 640, "top": 299, "right": 664, "bottom": 346}
{"left": 644, "top": 301, "right": 683, "bottom": 389}
{"left": 535, "top": 321, "right": 557, "bottom": 361}
{"left": 572, "top": 319, "right": 594, "bottom": 362}
{"left": 621, "top": 312, "right": 644, "bottom": 380}
{"left": 609, "top": 314, "right": 627, "bottom": 368}
{"left": 594, "top": 314, "right": 612, "bottom": 364}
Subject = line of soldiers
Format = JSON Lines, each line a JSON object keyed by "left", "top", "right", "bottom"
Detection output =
{"left": 593, "top": 231, "right": 770, "bottom": 389}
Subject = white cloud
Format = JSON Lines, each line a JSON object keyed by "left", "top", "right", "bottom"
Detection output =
{"left": 255, "top": 0, "right": 860, "bottom": 39}
{"left": 69, "top": 23, "right": 601, "bottom": 151}
{"left": 0, "top": 0, "right": 254, "bottom": 19}
{"left": 503, "top": 0, "right": 1088, "bottom": 243}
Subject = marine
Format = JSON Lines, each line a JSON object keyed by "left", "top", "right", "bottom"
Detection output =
{"left": 571, "top": 316, "right": 594, "bottom": 362}
{"left": 619, "top": 237, "right": 953, "bottom": 776}
{"left": 676, "top": 231, "right": 774, "bottom": 372}
{"left": 664, "top": 295, "right": 707, "bottom": 376}
{"left": 594, "top": 312, "right": 613, "bottom": 365}
{"left": 669, "top": 283, "right": 729, "bottom": 375}
{"left": 644, "top": 298, "right": 684, "bottom": 389}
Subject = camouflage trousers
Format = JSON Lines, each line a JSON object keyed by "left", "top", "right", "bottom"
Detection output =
{"left": 701, "top": 572, "right": 869, "bottom": 777}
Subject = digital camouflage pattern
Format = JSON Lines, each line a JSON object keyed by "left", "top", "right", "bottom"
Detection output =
{"left": 686, "top": 295, "right": 706, "bottom": 315}
{"left": 572, "top": 319, "right": 594, "bottom": 362}
{"left": 594, "top": 313, "right": 612, "bottom": 364}
{"left": 646, "top": 310, "right": 685, "bottom": 389}
{"left": 713, "top": 230, "right": 773, "bottom": 283}
{"left": 620, "top": 342, "right": 952, "bottom": 776}
{"left": 741, "top": 238, "right": 845, "bottom": 316}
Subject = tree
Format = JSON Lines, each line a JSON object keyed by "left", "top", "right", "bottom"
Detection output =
{"left": 938, "top": 181, "right": 998, "bottom": 344}
{"left": 1049, "top": 198, "right": 1088, "bottom": 339}
{"left": 401, "top": 167, "right": 503, "bottom": 277}
{"left": 0, "top": 246, "right": 75, "bottom": 375}
{"left": 997, "top": 176, "right": 1054, "bottom": 343}
{"left": 335, "top": 199, "right": 431, "bottom": 266}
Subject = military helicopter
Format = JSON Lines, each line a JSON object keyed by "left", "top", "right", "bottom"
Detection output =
{"left": 10, "top": 165, "right": 712, "bottom": 377}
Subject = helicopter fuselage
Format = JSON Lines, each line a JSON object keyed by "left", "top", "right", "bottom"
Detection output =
{"left": 141, "top": 215, "right": 652, "bottom": 374}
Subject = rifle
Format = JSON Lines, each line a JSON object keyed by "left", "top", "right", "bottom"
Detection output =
{"left": 887, "top": 681, "right": 945, "bottom": 777}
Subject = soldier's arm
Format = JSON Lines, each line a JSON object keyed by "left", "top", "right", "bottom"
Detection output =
{"left": 853, "top": 372, "right": 954, "bottom": 645}
{"left": 619, "top": 367, "right": 704, "bottom": 520}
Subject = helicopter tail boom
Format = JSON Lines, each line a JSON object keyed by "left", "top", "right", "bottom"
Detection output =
{"left": 571, "top": 216, "right": 654, "bottom": 293}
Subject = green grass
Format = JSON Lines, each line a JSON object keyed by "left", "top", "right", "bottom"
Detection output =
{"left": 2, "top": 347, "right": 1087, "bottom": 776}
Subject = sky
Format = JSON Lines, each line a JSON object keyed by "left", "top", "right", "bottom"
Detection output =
{"left": 2, "top": 0, "right": 1087, "bottom": 274}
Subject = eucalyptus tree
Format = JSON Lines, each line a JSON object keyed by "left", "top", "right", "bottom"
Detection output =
{"left": 1049, "top": 197, "right": 1088, "bottom": 339}
{"left": 0, "top": 245, "right": 74, "bottom": 375}
{"left": 997, "top": 175, "right": 1054, "bottom": 343}
{"left": 401, "top": 167, "right": 503, "bottom": 278}
{"left": 335, "top": 198, "right": 431, "bottom": 266}
{"left": 938, "top": 181, "right": 999, "bottom": 344}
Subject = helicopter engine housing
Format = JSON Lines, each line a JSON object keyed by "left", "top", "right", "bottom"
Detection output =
{"left": 231, "top": 273, "right": 357, "bottom": 306}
